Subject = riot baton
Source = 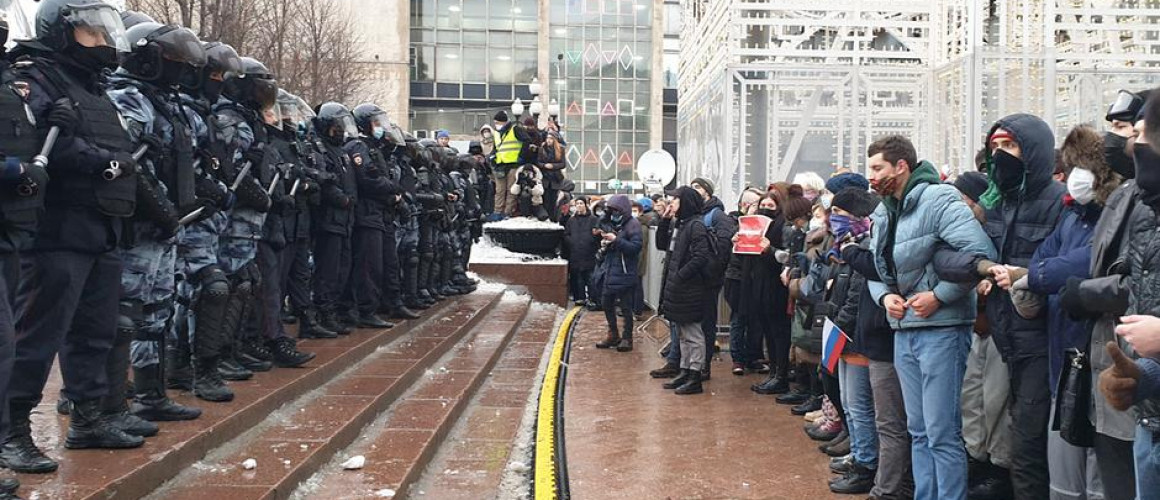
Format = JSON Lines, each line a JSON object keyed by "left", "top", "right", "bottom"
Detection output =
{"left": 266, "top": 171, "right": 281, "bottom": 196}
{"left": 31, "top": 126, "right": 61, "bottom": 171}
{"left": 289, "top": 178, "right": 301, "bottom": 197}
{"left": 179, "top": 161, "right": 253, "bottom": 225}
{"left": 103, "top": 143, "right": 150, "bottom": 181}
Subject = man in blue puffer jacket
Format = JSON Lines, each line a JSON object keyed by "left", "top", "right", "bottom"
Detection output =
{"left": 977, "top": 113, "right": 1068, "bottom": 500}
{"left": 865, "top": 135, "right": 997, "bottom": 500}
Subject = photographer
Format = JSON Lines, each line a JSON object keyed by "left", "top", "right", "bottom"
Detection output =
{"left": 593, "top": 195, "right": 642, "bottom": 352}
{"left": 509, "top": 163, "right": 548, "bottom": 220}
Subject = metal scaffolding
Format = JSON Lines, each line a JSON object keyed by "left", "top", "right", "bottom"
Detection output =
{"left": 678, "top": 0, "right": 1160, "bottom": 206}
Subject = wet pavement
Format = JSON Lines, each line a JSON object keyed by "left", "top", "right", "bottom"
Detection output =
{"left": 565, "top": 311, "right": 841, "bottom": 500}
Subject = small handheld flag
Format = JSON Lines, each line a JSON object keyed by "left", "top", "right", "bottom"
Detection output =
{"left": 821, "top": 317, "right": 848, "bottom": 374}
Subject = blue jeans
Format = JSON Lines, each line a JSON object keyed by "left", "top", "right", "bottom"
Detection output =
{"left": 839, "top": 360, "right": 878, "bottom": 468}
{"left": 1135, "top": 426, "right": 1160, "bottom": 500}
{"left": 729, "top": 311, "right": 749, "bottom": 365}
{"left": 894, "top": 326, "right": 971, "bottom": 500}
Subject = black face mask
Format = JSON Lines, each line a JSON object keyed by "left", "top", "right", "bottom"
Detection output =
{"left": 68, "top": 45, "right": 120, "bottom": 73}
{"left": 1133, "top": 144, "right": 1160, "bottom": 210}
{"left": 991, "top": 149, "right": 1027, "bottom": 194}
{"left": 1104, "top": 132, "right": 1135, "bottom": 179}
{"left": 756, "top": 208, "right": 780, "bottom": 219}
{"left": 202, "top": 78, "right": 224, "bottom": 103}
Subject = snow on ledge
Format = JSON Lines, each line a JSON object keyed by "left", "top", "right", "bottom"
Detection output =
{"left": 468, "top": 235, "right": 566, "bottom": 265}
{"left": 483, "top": 217, "right": 565, "bottom": 231}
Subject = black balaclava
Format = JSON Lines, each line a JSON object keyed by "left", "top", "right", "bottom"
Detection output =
{"left": 1104, "top": 132, "right": 1135, "bottom": 179}
{"left": 1133, "top": 143, "right": 1160, "bottom": 211}
{"left": 991, "top": 149, "right": 1027, "bottom": 194}
{"left": 674, "top": 186, "right": 704, "bottom": 221}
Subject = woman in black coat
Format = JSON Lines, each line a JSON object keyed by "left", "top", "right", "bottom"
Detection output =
{"left": 737, "top": 193, "right": 791, "bottom": 394}
{"left": 655, "top": 186, "right": 712, "bottom": 394}
{"left": 563, "top": 197, "right": 598, "bottom": 304}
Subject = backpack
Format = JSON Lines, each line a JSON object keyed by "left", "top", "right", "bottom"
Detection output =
{"left": 701, "top": 206, "right": 737, "bottom": 285}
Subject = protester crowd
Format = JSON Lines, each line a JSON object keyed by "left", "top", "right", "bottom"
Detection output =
{"left": 561, "top": 87, "right": 1160, "bottom": 500}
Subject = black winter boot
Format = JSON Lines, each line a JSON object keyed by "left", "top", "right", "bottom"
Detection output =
{"left": 320, "top": 310, "right": 352, "bottom": 335}
{"left": 193, "top": 357, "right": 235, "bottom": 402}
{"left": 1, "top": 401, "right": 57, "bottom": 473}
{"left": 663, "top": 369, "right": 691, "bottom": 390}
{"left": 674, "top": 369, "right": 704, "bottom": 395}
{"left": 649, "top": 363, "right": 681, "bottom": 379}
{"left": 390, "top": 306, "right": 421, "bottom": 320}
{"left": 218, "top": 348, "right": 254, "bottom": 380}
{"left": 131, "top": 363, "right": 201, "bottom": 422}
{"left": 357, "top": 313, "right": 394, "bottom": 329}
{"left": 268, "top": 337, "right": 315, "bottom": 368}
{"left": 66, "top": 399, "right": 145, "bottom": 449}
{"left": 166, "top": 343, "right": 194, "bottom": 391}
{"left": 298, "top": 308, "right": 338, "bottom": 339}
{"left": 829, "top": 462, "right": 875, "bottom": 494}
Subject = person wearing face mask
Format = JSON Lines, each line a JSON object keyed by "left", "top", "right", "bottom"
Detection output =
{"left": 865, "top": 135, "right": 996, "bottom": 500}
{"left": 723, "top": 188, "right": 767, "bottom": 376}
{"left": 3, "top": 0, "right": 148, "bottom": 469}
{"left": 563, "top": 198, "right": 599, "bottom": 306}
{"left": 977, "top": 114, "right": 1068, "bottom": 500}
{"left": 593, "top": 195, "right": 642, "bottom": 352}
{"left": 491, "top": 111, "right": 533, "bottom": 218}
{"left": 1015, "top": 125, "right": 1122, "bottom": 500}
{"left": 1055, "top": 92, "right": 1150, "bottom": 500}
{"left": 733, "top": 193, "right": 790, "bottom": 390}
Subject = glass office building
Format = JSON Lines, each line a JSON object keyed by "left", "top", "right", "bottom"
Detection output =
{"left": 408, "top": 0, "right": 668, "bottom": 193}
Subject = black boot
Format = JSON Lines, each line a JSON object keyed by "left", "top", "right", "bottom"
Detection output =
{"left": 389, "top": 306, "right": 421, "bottom": 320}
{"left": 165, "top": 343, "right": 193, "bottom": 391}
{"left": 237, "top": 339, "right": 273, "bottom": 372}
{"left": 268, "top": 337, "right": 315, "bottom": 368}
{"left": 0, "top": 478, "right": 18, "bottom": 498}
{"left": 792, "top": 395, "right": 823, "bottom": 415}
{"left": 595, "top": 330, "right": 620, "bottom": 349}
{"left": 616, "top": 337, "right": 633, "bottom": 352}
{"left": 193, "top": 357, "right": 235, "bottom": 402}
{"left": 320, "top": 310, "right": 352, "bottom": 335}
{"left": 131, "top": 363, "right": 201, "bottom": 422}
{"left": 674, "top": 369, "right": 704, "bottom": 395}
{"left": 1, "top": 401, "right": 58, "bottom": 473}
{"left": 298, "top": 309, "right": 338, "bottom": 339}
{"left": 65, "top": 399, "right": 145, "bottom": 450}
{"left": 357, "top": 313, "right": 394, "bottom": 329}
{"left": 280, "top": 303, "right": 297, "bottom": 324}
{"left": 663, "top": 369, "right": 691, "bottom": 390}
{"left": 751, "top": 375, "right": 790, "bottom": 395}
{"left": 218, "top": 348, "right": 254, "bottom": 381}
{"left": 649, "top": 362, "right": 681, "bottom": 379}
{"left": 968, "top": 463, "right": 1014, "bottom": 500}
{"left": 338, "top": 309, "right": 360, "bottom": 329}
{"left": 776, "top": 388, "right": 811, "bottom": 405}
{"left": 829, "top": 462, "right": 875, "bottom": 494}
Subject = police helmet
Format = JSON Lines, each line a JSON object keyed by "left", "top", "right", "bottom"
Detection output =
{"left": 223, "top": 57, "right": 278, "bottom": 111}
{"left": 313, "top": 102, "right": 359, "bottom": 145}
{"left": 35, "top": 0, "right": 129, "bottom": 53}
{"left": 123, "top": 23, "right": 207, "bottom": 89}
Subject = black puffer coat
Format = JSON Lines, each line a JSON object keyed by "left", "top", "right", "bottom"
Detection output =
{"left": 657, "top": 187, "right": 711, "bottom": 324}
{"left": 983, "top": 114, "right": 1067, "bottom": 362}
{"left": 1124, "top": 200, "right": 1160, "bottom": 425}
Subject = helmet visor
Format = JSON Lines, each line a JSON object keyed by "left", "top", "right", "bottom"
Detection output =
{"left": 384, "top": 122, "right": 406, "bottom": 146}
{"left": 158, "top": 27, "right": 207, "bottom": 67}
{"left": 263, "top": 103, "right": 283, "bottom": 128}
{"left": 278, "top": 93, "right": 314, "bottom": 124}
{"left": 251, "top": 77, "right": 278, "bottom": 110}
{"left": 1107, "top": 90, "right": 1144, "bottom": 123}
{"left": 66, "top": 4, "right": 129, "bottom": 52}
{"left": 338, "top": 114, "right": 359, "bottom": 141}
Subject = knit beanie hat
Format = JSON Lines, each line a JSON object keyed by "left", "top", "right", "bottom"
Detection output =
{"left": 825, "top": 172, "right": 869, "bottom": 195}
{"left": 831, "top": 187, "right": 880, "bottom": 218}
{"left": 690, "top": 177, "right": 715, "bottom": 197}
{"left": 952, "top": 171, "right": 989, "bottom": 203}
{"left": 494, "top": 110, "right": 509, "bottom": 123}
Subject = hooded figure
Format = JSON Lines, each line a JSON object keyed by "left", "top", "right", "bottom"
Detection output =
{"left": 979, "top": 113, "right": 1067, "bottom": 500}
{"left": 593, "top": 194, "right": 643, "bottom": 351}
{"left": 655, "top": 186, "right": 713, "bottom": 394}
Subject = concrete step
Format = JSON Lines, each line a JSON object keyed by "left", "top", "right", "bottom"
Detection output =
{"left": 12, "top": 292, "right": 493, "bottom": 500}
{"left": 409, "top": 304, "right": 561, "bottom": 500}
{"left": 289, "top": 294, "right": 540, "bottom": 500}
{"left": 142, "top": 291, "right": 519, "bottom": 500}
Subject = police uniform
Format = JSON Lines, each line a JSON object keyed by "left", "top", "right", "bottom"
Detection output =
{"left": 340, "top": 136, "right": 399, "bottom": 325}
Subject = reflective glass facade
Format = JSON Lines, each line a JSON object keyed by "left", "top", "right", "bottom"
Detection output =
{"left": 409, "top": 0, "right": 661, "bottom": 193}
{"left": 548, "top": 0, "right": 654, "bottom": 191}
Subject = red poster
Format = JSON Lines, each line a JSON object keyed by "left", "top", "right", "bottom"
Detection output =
{"left": 733, "top": 215, "right": 773, "bottom": 255}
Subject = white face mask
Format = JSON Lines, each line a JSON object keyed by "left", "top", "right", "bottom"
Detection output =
{"left": 808, "top": 217, "right": 825, "bottom": 232}
{"left": 1067, "top": 167, "right": 1096, "bottom": 205}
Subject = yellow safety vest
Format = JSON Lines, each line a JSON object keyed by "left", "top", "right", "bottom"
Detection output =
{"left": 495, "top": 126, "right": 523, "bottom": 165}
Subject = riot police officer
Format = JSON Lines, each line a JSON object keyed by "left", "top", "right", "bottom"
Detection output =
{"left": 171, "top": 40, "right": 241, "bottom": 403}
{"left": 414, "top": 140, "right": 454, "bottom": 302}
{"left": 273, "top": 92, "right": 337, "bottom": 340}
{"left": 0, "top": 14, "right": 50, "bottom": 498}
{"left": 396, "top": 136, "right": 432, "bottom": 311}
{"left": 215, "top": 57, "right": 275, "bottom": 379}
{"left": 104, "top": 21, "right": 204, "bottom": 427}
{"left": 339, "top": 104, "right": 400, "bottom": 328}
{"left": 3, "top": 0, "right": 143, "bottom": 473}
{"left": 310, "top": 103, "right": 359, "bottom": 334}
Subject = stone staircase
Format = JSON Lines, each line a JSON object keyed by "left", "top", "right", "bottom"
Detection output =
{"left": 12, "top": 288, "right": 559, "bottom": 500}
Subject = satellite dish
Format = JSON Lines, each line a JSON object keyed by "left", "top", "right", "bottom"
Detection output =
{"left": 636, "top": 149, "right": 676, "bottom": 186}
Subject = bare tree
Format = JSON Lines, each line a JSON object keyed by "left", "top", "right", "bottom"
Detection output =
{"left": 125, "top": 0, "right": 367, "bottom": 106}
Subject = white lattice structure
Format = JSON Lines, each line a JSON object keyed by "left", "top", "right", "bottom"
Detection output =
{"left": 679, "top": 0, "right": 1160, "bottom": 206}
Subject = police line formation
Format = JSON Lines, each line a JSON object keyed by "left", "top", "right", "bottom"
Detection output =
{"left": 0, "top": 2, "right": 517, "bottom": 498}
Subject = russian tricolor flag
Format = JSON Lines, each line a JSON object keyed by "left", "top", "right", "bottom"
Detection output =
{"left": 821, "top": 318, "right": 848, "bottom": 374}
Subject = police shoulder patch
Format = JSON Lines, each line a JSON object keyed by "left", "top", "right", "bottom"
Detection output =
{"left": 353, "top": 154, "right": 363, "bottom": 167}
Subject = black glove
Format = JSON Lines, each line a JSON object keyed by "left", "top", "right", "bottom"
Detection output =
{"left": 1059, "top": 277, "right": 1096, "bottom": 321}
{"left": 104, "top": 152, "right": 138, "bottom": 179}
{"left": 137, "top": 134, "right": 165, "bottom": 157}
{"left": 242, "top": 147, "right": 265, "bottom": 168}
{"left": 47, "top": 98, "right": 78, "bottom": 136}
